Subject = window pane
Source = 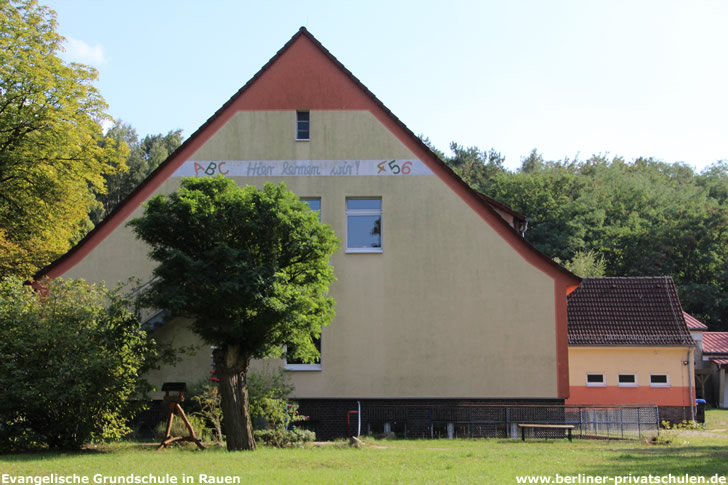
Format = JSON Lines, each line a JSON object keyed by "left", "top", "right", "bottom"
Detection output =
{"left": 303, "top": 198, "right": 320, "bottom": 213}
{"left": 586, "top": 374, "right": 603, "bottom": 383}
{"left": 286, "top": 338, "right": 321, "bottom": 365}
{"left": 348, "top": 215, "right": 381, "bottom": 248}
{"left": 651, "top": 375, "right": 668, "bottom": 384}
{"left": 618, "top": 374, "right": 635, "bottom": 384}
{"left": 347, "top": 199, "right": 381, "bottom": 210}
{"left": 297, "top": 111, "right": 310, "bottom": 140}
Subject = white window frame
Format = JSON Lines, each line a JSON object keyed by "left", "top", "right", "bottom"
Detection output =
{"left": 296, "top": 111, "right": 310, "bottom": 141}
{"left": 650, "top": 374, "right": 671, "bottom": 387}
{"left": 284, "top": 196, "right": 322, "bottom": 371}
{"left": 586, "top": 373, "right": 606, "bottom": 387}
{"left": 346, "top": 197, "right": 383, "bottom": 253}
{"left": 618, "top": 373, "right": 638, "bottom": 387}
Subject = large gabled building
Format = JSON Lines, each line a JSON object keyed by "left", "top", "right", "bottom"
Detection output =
{"left": 36, "top": 28, "right": 580, "bottom": 439}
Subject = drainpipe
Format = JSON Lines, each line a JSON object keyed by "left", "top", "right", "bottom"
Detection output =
{"left": 688, "top": 349, "right": 695, "bottom": 426}
{"left": 357, "top": 401, "right": 361, "bottom": 437}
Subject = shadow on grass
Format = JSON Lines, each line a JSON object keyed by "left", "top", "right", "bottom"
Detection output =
{"left": 581, "top": 445, "right": 728, "bottom": 477}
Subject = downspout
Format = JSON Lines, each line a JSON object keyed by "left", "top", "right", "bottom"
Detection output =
{"left": 688, "top": 348, "right": 695, "bottom": 426}
{"left": 357, "top": 400, "right": 361, "bottom": 437}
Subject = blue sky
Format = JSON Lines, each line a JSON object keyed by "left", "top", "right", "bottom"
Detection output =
{"left": 46, "top": 0, "right": 728, "bottom": 171}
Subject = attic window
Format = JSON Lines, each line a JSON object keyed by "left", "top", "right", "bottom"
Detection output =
{"left": 296, "top": 111, "right": 310, "bottom": 140}
{"left": 586, "top": 373, "right": 605, "bottom": 387}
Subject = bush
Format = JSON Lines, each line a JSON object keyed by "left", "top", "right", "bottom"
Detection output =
{"left": 155, "top": 414, "right": 212, "bottom": 444}
{"left": 254, "top": 428, "right": 316, "bottom": 447}
{"left": 0, "top": 277, "right": 154, "bottom": 451}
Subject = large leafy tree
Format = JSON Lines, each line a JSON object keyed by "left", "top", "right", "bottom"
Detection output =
{"left": 92, "top": 122, "right": 183, "bottom": 224}
{"left": 0, "top": 0, "right": 125, "bottom": 279}
{"left": 130, "top": 177, "right": 338, "bottom": 451}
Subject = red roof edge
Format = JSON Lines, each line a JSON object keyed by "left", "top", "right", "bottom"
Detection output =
{"left": 35, "top": 27, "right": 580, "bottom": 286}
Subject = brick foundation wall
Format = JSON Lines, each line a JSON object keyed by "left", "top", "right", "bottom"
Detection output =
{"left": 295, "top": 398, "right": 565, "bottom": 441}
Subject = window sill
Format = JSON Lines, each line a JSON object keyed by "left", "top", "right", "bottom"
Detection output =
{"left": 585, "top": 383, "right": 606, "bottom": 387}
{"left": 346, "top": 248, "right": 383, "bottom": 254}
{"left": 284, "top": 364, "right": 322, "bottom": 371}
{"left": 295, "top": 138, "right": 310, "bottom": 142}
{"left": 618, "top": 384, "right": 638, "bottom": 387}
{"left": 650, "top": 384, "right": 671, "bottom": 388}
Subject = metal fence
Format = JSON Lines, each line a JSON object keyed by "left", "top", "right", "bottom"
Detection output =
{"left": 361, "top": 404, "right": 659, "bottom": 440}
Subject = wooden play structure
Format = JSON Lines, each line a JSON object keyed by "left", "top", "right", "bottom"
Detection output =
{"left": 157, "top": 382, "right": 205, "bottom": 450}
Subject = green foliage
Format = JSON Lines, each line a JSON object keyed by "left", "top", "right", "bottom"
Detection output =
{"left": 0, "top": 0, "right": 126, "bottom": 279}
{"left": 253, "top": 428, "right": 315, "bottom": 447}
{"left": 439, "top": 144, "right": 728, "bottom": 330}
{"left": 248, "top": 370, "right": 305, "bottom": 431}
{"left": 92, "top": 123, "right": 183, "bottom": 224}
{"left": 130, "top": 176, "right": 338, "bottom": 450}
{"left": 154, "top": 414, "right": 212, "bottom": 444}
{"left": 129, "top": 177, "right": 339, "bottom": 359}
{"left": 189, "top": 382, "right": 224, "bottom": 445}
{"left": 0, "top": 277, "right": 154, "bottom": 451}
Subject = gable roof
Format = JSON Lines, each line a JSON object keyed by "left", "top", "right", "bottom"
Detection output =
{"left": 34, "top": 28, "right": 579, "bottom": 289}
{"left": 702, "top": 332, "right": 728, "bottom": 355}
{"left": 568, "top": 277, "right": 694, "bottom": 346}
{"left": 683, "top": 312, "right": 708, "bottom": 331}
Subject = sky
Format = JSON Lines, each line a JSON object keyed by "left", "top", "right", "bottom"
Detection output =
{"left": 45, "top": 0, "right": 728, "bottom": 172}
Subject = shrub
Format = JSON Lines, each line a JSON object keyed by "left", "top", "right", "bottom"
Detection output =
{"left": 0, "top": 277, "right": 154, "bottom": 451}
{"left": 253, "top": 428, "right": 316, "bottom": 447}
{"left": 154, "top": 414, "right": 212, "bottom": 444}
{"left": 189, "top": 382, "right": 224, "bottom": 445}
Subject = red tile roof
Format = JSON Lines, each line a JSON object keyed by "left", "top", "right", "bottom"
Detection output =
{"left": 702, "top": 332, "right": 728, "bottom": 354}
{"left": 568, "top": 277, "right": 694, "bottom": 346}
{"left": 683, "top": 312, "right": 708, "bottom": 331}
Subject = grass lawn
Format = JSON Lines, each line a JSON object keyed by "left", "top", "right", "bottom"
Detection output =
{"left": 2, "top": 411, "right": 728, "bottom": 484}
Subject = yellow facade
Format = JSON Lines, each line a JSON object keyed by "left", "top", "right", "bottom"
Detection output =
{"left": 62, "top": 110, "right": 564, "bottom": 400}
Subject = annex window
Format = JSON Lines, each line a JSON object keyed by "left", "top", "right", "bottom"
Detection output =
{"left": 296, "top": 111, "right": 310, "bottom": 140}
{"left": 650, "top": 374, "right": 670, "bottom": 387}
{"left": 586, "top": 373, "right": 605, "bottom": 387}
{"left": 618, "top": 374, "right": 638, "bottom": 387}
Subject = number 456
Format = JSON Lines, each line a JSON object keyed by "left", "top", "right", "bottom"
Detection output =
{"left": 377, "top": 160, "right": 412, "bottom": 174}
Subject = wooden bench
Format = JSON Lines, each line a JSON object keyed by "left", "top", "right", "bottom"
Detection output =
{"left": 518, "top": 423, "right": 575, "bottom": 442}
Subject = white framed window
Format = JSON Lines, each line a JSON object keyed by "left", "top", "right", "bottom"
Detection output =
{"left": 296, "top": 111, "right": 310, "bottom": 141}
{"left": 586, "top": 373, "right": 605, "bottom": 387}
{"left": 346, "top": 198, "right": 382, "bottom": 252}
{"left": 284, "top": 196, "right": 322, "bottom": 371}
{"left": 618, "top": 374, "right": 638, "bottom": 387}
{"left": 284, "top": 340, "right": 322, "bottom": 371}
{"left": 650, "top": 374, "right": 670, "bottom": 387}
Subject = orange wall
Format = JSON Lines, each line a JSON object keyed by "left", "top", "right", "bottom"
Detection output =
{"left": 568, "top": 385, "right": 690, "bottom": 406}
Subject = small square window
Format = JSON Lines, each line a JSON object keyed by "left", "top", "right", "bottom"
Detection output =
{"left": 301, "top": 197, "right": 321, "bottom": 218}
{"left": 296, "top": 111, "right": 310, "bottom": 140}
{"left": 650, "top": 374, "right": 670, "bottom": 387}
{"left": 618, "top": 374, "right": 638, "bottom": 387}
{"left": 346, "top": 198, "right": 382, "bottom": 252}
{"left": 586, "top": 373, "right": 605, "bottom": 387}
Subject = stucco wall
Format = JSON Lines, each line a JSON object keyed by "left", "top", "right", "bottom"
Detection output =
{"left": 567, "top": 346, "right": 694, "bottom": 407}
{"left": 61, "top": 110, "right": 562, "bottom": 400}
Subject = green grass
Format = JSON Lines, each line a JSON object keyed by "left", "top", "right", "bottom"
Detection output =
{"left": 2, "top": 411, "right": 728, "bottom": 484}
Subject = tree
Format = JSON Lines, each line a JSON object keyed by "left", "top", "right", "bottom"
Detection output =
{"left": 92, "top": 122, "right": 183, "bottom": 224}
{"left": 0, "top": 0, "right": 126, "bottom": 279}
{"left": 130, "top": 177, "right": 339, "bottom": 450}
{"left": 0, "top": 277, "right": 153, "bottom": 451}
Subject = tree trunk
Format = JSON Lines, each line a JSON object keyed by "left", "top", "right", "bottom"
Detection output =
{"left": 214, "top": 344, "right": 256, "bottom": 451}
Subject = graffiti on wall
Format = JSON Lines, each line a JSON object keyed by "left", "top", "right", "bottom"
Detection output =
{"left": 172, "top": 159, "right": 433, "bottom": 178}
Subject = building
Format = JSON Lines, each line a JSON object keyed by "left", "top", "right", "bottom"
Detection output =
{"left": 698, "top": 332, "right": 728, "bottom": 408}
{"left": 35, "top": 28, "right": 580, "bottom": 439}
{"left": 566, "top": 277, "right": 696, "bottom": 423}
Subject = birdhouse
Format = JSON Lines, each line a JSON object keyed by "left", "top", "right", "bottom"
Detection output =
{"left": 161, "top": 382, "right": 187, "bottom": 403}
